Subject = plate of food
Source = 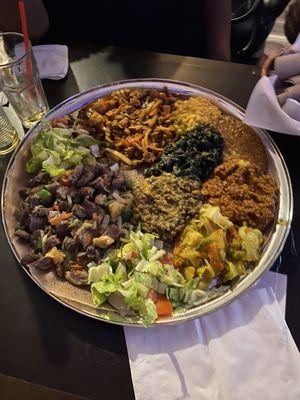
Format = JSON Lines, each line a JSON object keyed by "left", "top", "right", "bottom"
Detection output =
{"left": 1, "top": 79, "right": 293, "bottom": 326}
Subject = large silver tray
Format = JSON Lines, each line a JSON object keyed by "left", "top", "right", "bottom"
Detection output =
{"left": 1, "top": 79, "right": 293, "bottom": 326}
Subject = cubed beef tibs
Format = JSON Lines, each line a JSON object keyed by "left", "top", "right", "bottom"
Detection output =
{"left": 31, "top": 229, "right": 43, "bottom": 241}
{"left": 54, "top": 263, "right": 65, "bottom": 278}
{"left": 14, "top": 208, "right": 29, "bottom": 224}
{"left": 44, "top": 182, "right": 60, "bottom": 194}
{"left": 29, "top": 194, "right": 41, "bottom": 210}
{"left": 104, "top": 224, "right": 120, "bottom": 240}
{"left": 76, "top": 252, "right": 90, "bottom": 266}
{"left": 77, "top": 230, "right": 93, "bottom": 249}
{"left": 56, "top": 186, "right": 70, "bottom": 200}
{"left": 94, "top": 162, "right": 107, "bottom": 176}
{"left": 94, "top": 193, "right": 107, "bottom": 205}
{"left": 19, "top": 188, "right": 30, "bottom": 199}
{"left": 29, "top": 256, "right": 54, "bottom": 270}
{"left": 90, "top": 176, "right": 107, "bottom": 192}
{"left": 58, "top": 200, "right": 72, "bottom": 212}
{"left": 27, "top": 171, "right": 48, "bottom": 188}
{"left": 68, "top": 164, "right": 83, "bottom": 185}
{"left": 76, "top": 164, "right": 95, "bottom": 187}
{"left": 82, "top": 198, "right": 98, "bottom": 217}
{"left": 21, "top": 253, "right": 39, "bottom": 265}
{"left": 55, "top": 221, "right": 71, "bottom": 239}
{"left": 29, "top": 216, "right": 47, "bottom": 232}
{"left": 101, "top": 172, "right": 114, "bottom": 188}
{"left": 63, "top": 236, "right": 77, "bottom": 254}
{"left": 111, "top": 173, "right": 126, "bottom": 190}
{"left": 65, "top": 268, "right": 88, "bottom": 286}
{"left": 78, "top": 186, "right": 94, "bottom": 198}
{"left": 86, "top": 245, "right": 98, "bottom": 259}
{"left": 15, "top": 229, "right": 31, "bottom": 241}
{"left": 72, "top": 204, "right": 86, "bottom": 219}
{"left": 44, "top": 235, "right": 61, "bottom": 253}
{"left": 32, "top": 205, "right": 49, "bottom": 218}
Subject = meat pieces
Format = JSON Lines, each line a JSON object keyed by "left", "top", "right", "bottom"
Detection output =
{"left": 44, "top": 235, "right": 61, "bottom": 253}
{"left": 29, "top": 216, "right": 47, "bottom": 232}
{"left": 201, "top": 159, "right": 278, "bottom": 231}
{"left": 28, "top": 256, "right": 54, "bottom": 270}
{"left": 15, "top": 229, "right": 31, "bottom": 241}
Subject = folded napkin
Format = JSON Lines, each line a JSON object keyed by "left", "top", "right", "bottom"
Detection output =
{"left": 33, "top": 45, "right": 69, "bottom": 80}
{"left": 244, "top": 34, "right": 300, "bottom": 135}
{"left": 125, "top": 272, "right": 300, "bottom": 400}
{"left": 1, "top": 45, "right": 68, "bottom": 105}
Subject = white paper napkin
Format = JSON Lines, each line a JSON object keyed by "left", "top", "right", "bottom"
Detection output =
{"left": 1, "top": 44, "right": 69, "bottom": 105}
{"left": 33, "top": 45, "right": 69, "bottom": 80}
{"left": 125, "top": 272, "right": 300, "bottom": 400}
{"left": 244, "top": 34, "right": 300, "bottom": 135}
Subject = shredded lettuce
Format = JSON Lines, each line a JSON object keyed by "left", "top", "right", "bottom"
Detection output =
{"left": 89, "top": 228, "right": 189, "bottom": 324}
{"left": 238, "top": 226, "right": 263, "bottom": 262}
{"left": 198, "top": 204, "right": 233, "bottom": 234}
{"left": 179, "top": 279, "right": 208, "bottom": 307}
{"left": 26, "top": 127, "right": 98, "bottom": 177}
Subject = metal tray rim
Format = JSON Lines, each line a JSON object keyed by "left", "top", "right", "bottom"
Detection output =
{"left": 1, "top": 78, "right": 293, "bottom": 327}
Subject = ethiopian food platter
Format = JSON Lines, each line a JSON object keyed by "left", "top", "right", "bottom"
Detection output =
{"left": 1, "top": 79, "right": 292, "bottom": 326}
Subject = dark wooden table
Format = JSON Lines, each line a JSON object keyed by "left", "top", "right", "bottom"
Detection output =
{"left": 0, "top": 44, "right": 299, "bottom": 400}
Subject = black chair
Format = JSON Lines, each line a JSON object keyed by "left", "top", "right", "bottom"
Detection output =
{"left": 231, "top": 0, "right": 291, "bottom": 63}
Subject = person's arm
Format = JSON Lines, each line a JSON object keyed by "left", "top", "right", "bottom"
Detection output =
{"left": 202, "top": 0, "right": 231, "bottom": 62}
{"left": 284, "top": 0, "right": 300, "bottom": 44}
{"left": 0, "top": 0, "right": 49, "bottom": 41}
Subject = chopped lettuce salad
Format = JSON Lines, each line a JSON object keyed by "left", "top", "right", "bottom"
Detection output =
{"left": 88, "top": 205, "right": 264, "bottom": 324}
{"left": 26, "top": 127, "right": 99, "bottom": 177}
{"left": 88, "top": 229, "right": 209, "bottom": 325}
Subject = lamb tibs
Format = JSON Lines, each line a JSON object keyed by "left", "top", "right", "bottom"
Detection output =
{"left": 15, "top": 159, "right": 134, "bottom": 286}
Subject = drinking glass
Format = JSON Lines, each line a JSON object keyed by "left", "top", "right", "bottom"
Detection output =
{"left": 0, "top": 32, "right": 49, "bottom": 128}
{"left": 0, "top": 105, "right": 19, "bottom": 155}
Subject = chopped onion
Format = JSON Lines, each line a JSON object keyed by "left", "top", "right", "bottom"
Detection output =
{"left": 67, "top": 194, "right": 72, "bottom": 206}
{"left": 77, "top": 128, "right": 90, "bottom": 135}
{"left": 70, "top": 110, "right": 79, "bottom": 119}
{"left": 101, "top": 214, "right": 110, "bottom": 229}
{"left": 154, "top": 239, "right": 164, "bottom": 250}
{"left": 90, "top": 144, "right": 100, "bottom": 157}
{"left": 87, "top": 261, "right": 97, "bottom": 269}
{"left": 112, "top": 191, "right": 122, "bottom": 200}
{"left": 117, "top": 216, "right": 122, "bottom": 230}
{"left": 112, "top": 191, "right": 129, "bottom": 204}
{"left": 109, "top": 163, "right": 119, "bottom": 172}
{"left": 92, "top": 220, "right": 98, "bottom": 229}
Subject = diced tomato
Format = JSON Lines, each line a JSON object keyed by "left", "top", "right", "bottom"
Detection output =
{"left": 131, "top": 251, "right": 137, "bottom": 258}
{"left": 147, "top": 289, "right": 159, "bottom": 303}
{"left": 162, "top": 253, "right": 173, "bottom": 265}
{"left": 156, "top": 295, "right": 173, "bottom": 317}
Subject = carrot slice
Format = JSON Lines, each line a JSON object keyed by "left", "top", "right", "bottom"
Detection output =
{"left": 207, "top": 241, "right": 224, "bottom": 272}
{"left": 156, "top": 295, "right": 173, "bottom": 317}
{"left": 49, "top": 212, "right": 72, "bottom": 225}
